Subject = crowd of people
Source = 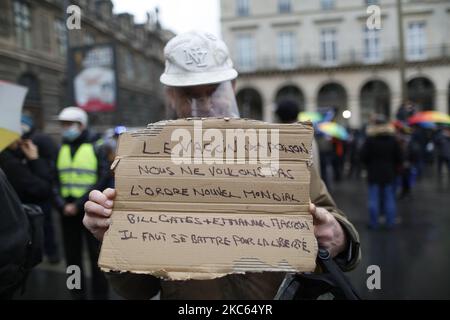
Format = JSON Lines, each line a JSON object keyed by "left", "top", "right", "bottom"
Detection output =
{"left": 276, "top": 100, "right": 450, "bottom": 230}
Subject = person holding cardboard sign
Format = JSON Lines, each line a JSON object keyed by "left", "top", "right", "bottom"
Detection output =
{"left": 83, "top": 31, "right": 360, "bottom": 299}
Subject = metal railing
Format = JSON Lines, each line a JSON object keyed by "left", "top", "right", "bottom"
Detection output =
{"left": 235, "top": 44, "right": 450, "bottom": 72}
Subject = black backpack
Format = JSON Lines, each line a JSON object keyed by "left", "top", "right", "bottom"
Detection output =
{"left": 0, "top": 168, "right": 43, "bottom": 299}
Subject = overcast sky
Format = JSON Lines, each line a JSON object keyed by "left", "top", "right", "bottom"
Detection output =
{"left": 111, "top": 0, "right": 221, "bottom": 37}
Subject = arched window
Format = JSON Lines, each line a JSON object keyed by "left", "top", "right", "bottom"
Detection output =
{"left": 360, "top": 80, "right": 391, "bottom": 124}
{"left": 407, "top": 77, "right": 435, "bottom": 111}
{"left": 317, "top": 82, "right": 347, "bottom": 122}
{"left": 236, "top": 88, "right": 263, "bottom": 120}
{"left": 276, "top": 85, "right": 305, "bottom": 112}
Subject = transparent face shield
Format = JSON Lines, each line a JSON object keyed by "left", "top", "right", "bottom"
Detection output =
{"left": 168, "top": 81, "right": 240, "bottom": 118}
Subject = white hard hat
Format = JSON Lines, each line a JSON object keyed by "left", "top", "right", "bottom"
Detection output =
{"left": 57, "top": 106, "right": 88, "bottom": 126}
{"left": 160, "top": 31, "right": 238, "bottom": 87}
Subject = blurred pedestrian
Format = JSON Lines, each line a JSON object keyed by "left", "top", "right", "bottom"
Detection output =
{"left": 347, "top": 129, "right": 364, "bottom": 180}
{"left": 396, "top": 129, "right": 413, "bottom": 199}
{"left": 435, "top": 127, "right": 450, "bottom": 177}
{"left": 361, "top": 115, "right": 403, "bottom": 229}
{"left": 21, "top": 114, "right": 61, "bottom": 263}
{"left": 332, "top": 137, "right": 345, "bottom": 182}
{"left": 0, "top": 138, "right": 52, "bottom": 205}
{"left": 396, "top": 100, "right": 416, "bottom": 122}
{"left": 54, "top": 106, "right": 109, "bottom": 299}
{"left": 316, "top": 132, "right": 333, "bottom": 189}
{"left": 409, "top": 125, "right": 426, "bottom": 178}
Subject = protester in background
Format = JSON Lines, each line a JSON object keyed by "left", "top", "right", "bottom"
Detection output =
{"left": 0, "top": 138, "right": 52, "bottom": 205}
{"left": 396, "top": 127, "right": 413, "bottom": 199}
{"left": 83, "top": 31, "right": 361, "bottom": 300}
{"left": 361, "top": 115, "right": 403, "bottom": 229}
{"left": 396, "top": 100, "right": 416, "bottom": 122}
{"left": 409, "top": 125, "right": 426, "bottom": 179}
{"left": 316, "top": 133, "right": 333, "bottom": 189}
{"left": 54, "top": 106, "right": 109, "bottom": 299}
{"left": 332, "top": 137, "right": 345, "bottom": 182}
{"left": 435, "top": 127, "right": 450, "bottom": 177}
{"left": 347, "top": 129, "right": 364, "bottom": 180}
{"left": 21, "top": 114, "right": 60, "bottom": 264}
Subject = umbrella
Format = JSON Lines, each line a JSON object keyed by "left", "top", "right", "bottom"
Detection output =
{"left": 0, "top": 81, "right": 28, "bottom": 152}
{"left": 298, "top": 111, "right": 323, "bottom": 123}
{"left": 408, "top": 111, "right": 450, "bottom": 126}
{"left": 317, "top": 122, "right": 349, "bottom": 140}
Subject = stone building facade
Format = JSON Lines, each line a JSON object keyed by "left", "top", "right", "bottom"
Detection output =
{"left": 221, "top": 0, "right": 450, "bottom": 127}
{"left": 0, "top": 0, "right": 172, "bottom": 134}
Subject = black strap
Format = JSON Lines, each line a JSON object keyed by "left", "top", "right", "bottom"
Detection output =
{"left": 315, "top": 248, "right": 360, "bottom": 300}
{"left": 275, "top": 248, "right": 360, "bottom": 300}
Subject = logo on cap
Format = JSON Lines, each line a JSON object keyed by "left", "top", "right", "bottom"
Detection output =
{"left": 184, "top": 48, "right": 208, "bottom": 68}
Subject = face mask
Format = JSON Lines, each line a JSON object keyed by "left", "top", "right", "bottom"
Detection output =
{"left": 63, "top": 124, "right": 81, "bottom": 142}
{"left": 170, "top": 81, "right": 240, "bottom": 118}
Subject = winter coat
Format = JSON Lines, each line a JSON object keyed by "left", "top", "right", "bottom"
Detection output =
{"left": 0, "top": 149, "right": 52, "bottom": 204}
{"left": 360, "top": 124, "right": 403, "bottom": 185}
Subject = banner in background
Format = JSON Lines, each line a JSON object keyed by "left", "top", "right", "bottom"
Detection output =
{"left": 69, "top": 44, "right": 117, "bottom": 112}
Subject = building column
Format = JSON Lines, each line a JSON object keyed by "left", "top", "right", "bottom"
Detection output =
{"left": 390, "top": 91, "right": 402, "bottom": 120}
{"left": 261, "top": 88, "right": 273, "bottom": 123}
{"left": 347, "top": 93, "right": 360, "bottom": 129}
{"left": 303, "top": 90, "right": 316, "bottom": 112}
{"left": 344, "top": 80, "right": 361, "bottom": 128}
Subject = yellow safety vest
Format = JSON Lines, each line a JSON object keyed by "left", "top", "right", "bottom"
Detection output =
{"left": 57, "top": 143, "right": 98, "bottom": 198}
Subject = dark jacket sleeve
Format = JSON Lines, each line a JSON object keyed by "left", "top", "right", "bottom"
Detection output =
{"left": 0, "top": 153, "right": 52, "bottom": 204}
{"left": 28, "top": 158, "right": 52, "bottom": 182}
{"left": 74, "top": 145, "right": 111, "bottom": 212}
{"left": 52, "top": 180, "right": 65, "bottom": 212}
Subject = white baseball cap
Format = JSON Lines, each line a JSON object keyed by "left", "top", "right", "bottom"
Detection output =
{"left": 160, "top": 31, "right": 238, "bottom": 87}
{"left": 57, "top": 106, "right": 88, "bottom": 126}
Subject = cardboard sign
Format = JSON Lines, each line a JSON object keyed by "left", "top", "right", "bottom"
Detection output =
{"left": 0, "top": 81, "right": 28, "bottom": 152}
{"left": 99, "top": 118, "right": 318, "bottom": 280}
